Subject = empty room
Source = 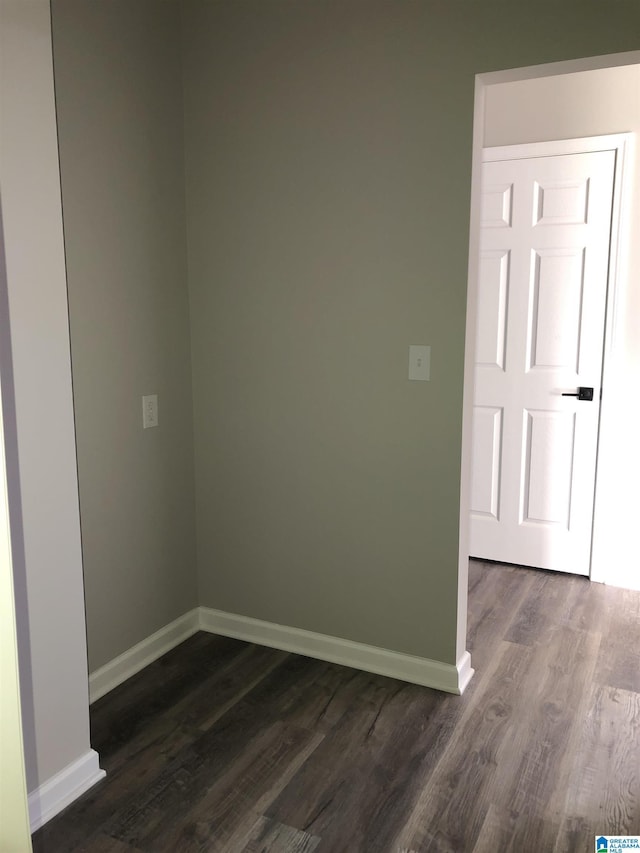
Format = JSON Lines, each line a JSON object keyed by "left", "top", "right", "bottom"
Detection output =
{"left": 1, "top": 1, "right": 639, "bottom": 851}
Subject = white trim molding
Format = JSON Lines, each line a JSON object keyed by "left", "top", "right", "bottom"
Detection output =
{"left": 477, "top": 50, "right": 640, "bottom": 87}
{"left": 28, "top": 749, "right": 105, "bottom": 833}
{"left": 89, "top": 605, "right": 473, "bottom": 709}
{"left": 89, "top": 609, "right": 200, "bottom": 704}
{"left": 199, "top": 607, "right": 474, "bottom": 695}
{"left": 456, "top": 650, "right": 474, "bottom": 694}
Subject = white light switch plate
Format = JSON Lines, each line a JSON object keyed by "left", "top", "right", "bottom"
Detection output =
{"left": 408, "top": 345, "right": 431, "bottom": 381}
{"left": 142, "top": 394, "right": 158, "bottom": 428}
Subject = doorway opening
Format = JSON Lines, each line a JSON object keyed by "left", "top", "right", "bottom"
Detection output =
{"left": 458, "top": 50, "right": 640, "bottom": 652}
{"left": 470, "top": 135, "right": 628, "bottom": 576}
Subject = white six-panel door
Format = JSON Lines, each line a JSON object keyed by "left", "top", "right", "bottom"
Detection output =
{"left": 470, "top": 147, "right": 616, "bottom": 575}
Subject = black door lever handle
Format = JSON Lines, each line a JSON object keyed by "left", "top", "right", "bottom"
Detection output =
{"left": 562, "top": 386, "right": 594, "bottom": 401}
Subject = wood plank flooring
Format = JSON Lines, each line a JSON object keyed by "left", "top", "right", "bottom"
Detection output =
{"left": 32, "top": 561, "right": 640, "bottom": 852}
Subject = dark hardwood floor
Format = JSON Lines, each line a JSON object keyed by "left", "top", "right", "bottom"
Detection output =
{"left": 32, "top": 561, "right": 640, "bottom": 852}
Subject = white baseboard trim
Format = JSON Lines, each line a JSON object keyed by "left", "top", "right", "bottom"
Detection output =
{"left": 199, "top": 607, "right": 474, "bottom": 695}
{"left": 89, "top": 609, "right": 200, "bottom": 704}
{"left": 456, "top": 649, "right": 474, "bottom": 694}
{"left": 88, "top": 603, "right": 474, "bottom": 705}
{"left": 28, "top": 749, "right": 105, "bottom": 833}
{"left": 50, "top": 605, "right": 470, "bottom": 835}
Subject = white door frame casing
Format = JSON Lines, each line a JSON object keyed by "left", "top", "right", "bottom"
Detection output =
{"left": 458, "top": 50, "right": 640, "bottom": 630}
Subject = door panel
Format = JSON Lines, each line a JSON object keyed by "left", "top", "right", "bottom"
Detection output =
{"left": 481, "top": 182, "right": 513, "bottom": 228}
{"left": 470, "top": 406, "right": 503, "bottom": 520}
{"left": 522, "top": 409, "right": 575, "bottom": 526}
{"left": 533, "top": 177, "right": 590, "bottom": 225}
{"left": 470, "top": 148, "right": 616, "bottom": 574}
{"left": 476, "top": 250, "right": 510, "bottom": 370}
{"left": 528, "top": 248, "right": 585, "bottom": 371}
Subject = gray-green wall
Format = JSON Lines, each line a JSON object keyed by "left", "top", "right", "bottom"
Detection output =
{"left": 182, "top": 0, "right": 640, "bottom": 665}
{"left": 51, "top": 0, "right": 640, "bottom": 676}
{"left": 52, "top": 0, "right": 198, "bottom": 670}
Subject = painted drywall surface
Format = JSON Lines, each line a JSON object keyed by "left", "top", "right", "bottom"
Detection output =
{"left": 182, "top": 1, "right": 640, "bottom": 664}
{"left": 484, "top": 67, "right": 640, "bottom": 588}
{"left": 51, "top": 0, "right": 198, "bottom": 670}
{"left": 0, "top": 524, "right": 32, "bottom": 850}
{"left": 0, "top": 0, "right": 93, "bottom": 792}
{"left": 0, "top": 234, "right": 32, "bottom": 853}
{"left": 0, "top": 554, "right": 32, "bottom": 848}
{"left": 484, "top": 66, "right": 640, "bottom": 148}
